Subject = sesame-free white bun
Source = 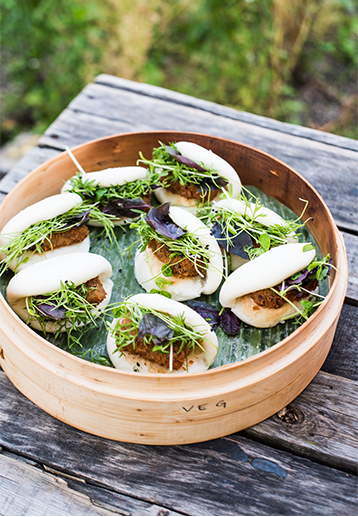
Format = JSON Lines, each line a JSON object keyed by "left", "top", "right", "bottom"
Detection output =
{"left": 0, "top": 193, "right": 90, "bottom": 271}
{"left": 7, "top": 252, "right": 113, "bottom": 333}
{"left": 213, "top": 198, "right": 298, "bottom": 271}
{"left": 62, "top": 166, "right": 148, "bottom": 226}
{"left": 219, "top": 243, "right": 317, "bottom": 328}
{"left": 62, "top": 166, "right": 148, "bottom": 191}
{"left": 134, "top": 206, "right": 223, "bottom": 301}
{"left": 154, "top": 141, "right": 241, "bottom": 208}
{"left": 107, "top": 293, "right": 218, "bottom": 374}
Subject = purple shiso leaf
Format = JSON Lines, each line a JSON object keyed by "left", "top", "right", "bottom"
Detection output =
{"left": 211, "top": 221, "right": 252, "bottom": 259}
{"left": 138, "top": 313, "right": 174, "bottom": 346}
{"left": 196, "top": 175, "right": 228, "bottom": 193}
{"left": 61, "top": 209, "right": 91, "bottom": 229}
{"left": 286, "top": 268, "right": 311, "bottom": 285}
{"left": 36, "top": 303, "right": 66, "bottom": 320}
{"left": 145, "top": 203, "right": 186, "bottom": 240}
{"left": 186, "top": 300, "right": 220, "bottom": 331}
{"left": 102, "top": 198, "right": 151, "bottom": 218}
{"left": 165, "top": 145, "right": 207, "bottom": 172}
{"left": 220, "top": 309, "right": 242, "bottom": 336}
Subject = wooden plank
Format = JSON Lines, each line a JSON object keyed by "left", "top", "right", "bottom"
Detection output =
{"left": 322, "top": 303, "right": 358, "bottom": 381}
{"left": 94, "top": 75, "right": 358, "bottom": 153}
{"left": 0, "top": 147, "right": 60, "bottom": 200}
{"left": 0, "top": 452, "right": 182, "bottom": 516}
{"left": 0, "top": 370, "right": 356, "bottom": 516}
{"left": 243, "top": 371, "right": 357, "bottom": 473}
{"left": 38, "top": 84, "right": 358, "bottom": 233}
{"left": 0, "top": 452, "right": 116, "bottom": 516}
{"left": 343, "top": 232, "right": 358, "bottom": 304}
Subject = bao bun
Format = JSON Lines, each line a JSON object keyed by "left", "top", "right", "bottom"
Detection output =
{"left": 7, "top": 252, "right": 113, "bottom": 333}
{"left": 219, "top": 243, "right": 317, "bottom": 328}
{"left": 213, "top": 198, "right": 297, "bottom": 270}
{"left": 62, "top": 166, "right": 148, "bottom": 226}
{"left": 107, "top": 293, "right": 218, "bottom": 374}
{"left": 135, "top": 206, "right": 223, "bottom": 301}
{"left": 154, "top": 141, "right": 241, "bottom": 208}
{"left": 0, "top": 193, "right": 89, "bottom": 271}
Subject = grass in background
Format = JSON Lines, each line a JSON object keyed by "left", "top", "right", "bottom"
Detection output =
{"left": 1, "top": 0, "right": 357, "bottom": 143}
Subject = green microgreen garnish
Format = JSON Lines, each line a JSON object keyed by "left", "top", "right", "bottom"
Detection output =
{"left": 197, "top": 190, "right": 306, "bottom": 261}
{"left": 26, "top": 280, "right": 109, "bottom": 350}
{"left": 0, "top": 203, "right": 101, "bottom": 275}
{"left": 269, "top": 253, "right": 334, "bottom": 323}
{"left": 129, "top": 213, "right": 213, "bottom": 278}
{"left": 64, "top": 170, "right": 161, "bottom": 206}
{"left": 111, "top": 300, "right": 213, "bottom": 371}
{"left": 137, "top": 142, "right": 225, "bottom": 192}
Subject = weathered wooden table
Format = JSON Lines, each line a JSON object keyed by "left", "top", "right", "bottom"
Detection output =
{"left": 0, "top": 75, "right": 357, "bottom": 516}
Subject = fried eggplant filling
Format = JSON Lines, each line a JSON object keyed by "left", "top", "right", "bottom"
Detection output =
{"left": 251, "top": 278, "right": 319, "bottom": 309}
{"left": 165, "top": 177, "right": 221, "bottom": 202}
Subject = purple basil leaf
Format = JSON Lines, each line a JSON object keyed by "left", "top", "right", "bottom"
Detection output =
{"left": 220, "top": 309, "right": 242, "bottom": 336}
{"left": 211, "top": 221, "right": 252, "bottom": 259}
{"left": 145, "top": 203, "right": 186, "bottom": 240}
{"left": 102, "top": 198, "right": 151, "bottom": 218}
{"left": 138, "top": 313, "right": 174, "bottom": 346}
{"left": 286, "top": 268, "right": 310, "bottom": 286}
{"left": 61, "top": 209, "right": 91, "bottom": 229}
{"left": 165, "top": 145, "right": 207, "bottom": 172}
{"left": 196, "top": 175, "right": 228, "bottom": 193}
{"left": 150, "top": 184, "right": 161, "bottom": 190}
{"left": 186, "top": 300, "right": 220, "bottom": 331}
{"left": 35, "top": 303, "right": 66, "bottom": 320}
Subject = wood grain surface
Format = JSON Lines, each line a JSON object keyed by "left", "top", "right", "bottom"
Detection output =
{"left": 0, "top": 75, "right": 356, "bottom": 516}
{"left": 0, "top": 371, "right": 356, "bottom": 516}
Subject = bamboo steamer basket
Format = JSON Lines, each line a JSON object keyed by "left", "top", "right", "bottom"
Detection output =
{"left": 0, "top": 131, "right": 348, "bottom": 445}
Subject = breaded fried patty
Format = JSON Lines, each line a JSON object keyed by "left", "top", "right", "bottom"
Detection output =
{"left": 165, "top": 178, "right": 220, "bottom": 202}
{"left": 85, "top": 276, "right": 107, "bottom": 306}
{"left": 40, "top": 225, "right": 89, "bottom": 252}
{"left": 251, "top": 278, "right": 319, "bottom": 309}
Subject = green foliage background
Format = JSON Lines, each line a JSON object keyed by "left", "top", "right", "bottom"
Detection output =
{"left": 1, "top": 0, "right": 357, "bottom": 142}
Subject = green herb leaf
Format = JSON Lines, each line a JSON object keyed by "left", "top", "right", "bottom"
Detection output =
{"left": 259, "top": 233, "right": 271, "bottom": 251}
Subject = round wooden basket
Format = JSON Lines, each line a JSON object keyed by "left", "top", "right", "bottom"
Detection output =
{"left": 0, "top": 131, "right": 348, "bottom": 445}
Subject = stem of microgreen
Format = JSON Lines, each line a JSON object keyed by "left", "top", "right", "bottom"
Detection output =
{"left": 137, "top": 143, "right": 223, "bottom": 188}
{"left": 0, "top": 203, "right": 92, "bottom": 275}
{"left": 199, "top": 194, "right": 304, "bottom": 261}
{"left": 131, "top": 213, "right": 213, "bottom": 274}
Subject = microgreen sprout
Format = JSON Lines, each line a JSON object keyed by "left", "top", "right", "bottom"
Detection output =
{"left": 65, "top": 145, "right": 160, "bottom": 204}
{"left": 64, "top": 171, "right": 161, "bottom": 206}
{"left": 26, "top": 280, "right": 108, "bottom": 348}
{"left": 269, "top": 253, "right": 334, "bottom": 323}
{"left": 137, "top": 142, "right": 227, "bottom": 195}
{"left": 198, "top": 190, "right": 306, "bottom": 260}
{"left": 0, "top": 203, "right": 103, "bottom": 275}
{"left": 130, "top": 212, "right": 213, "bottom": 277}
